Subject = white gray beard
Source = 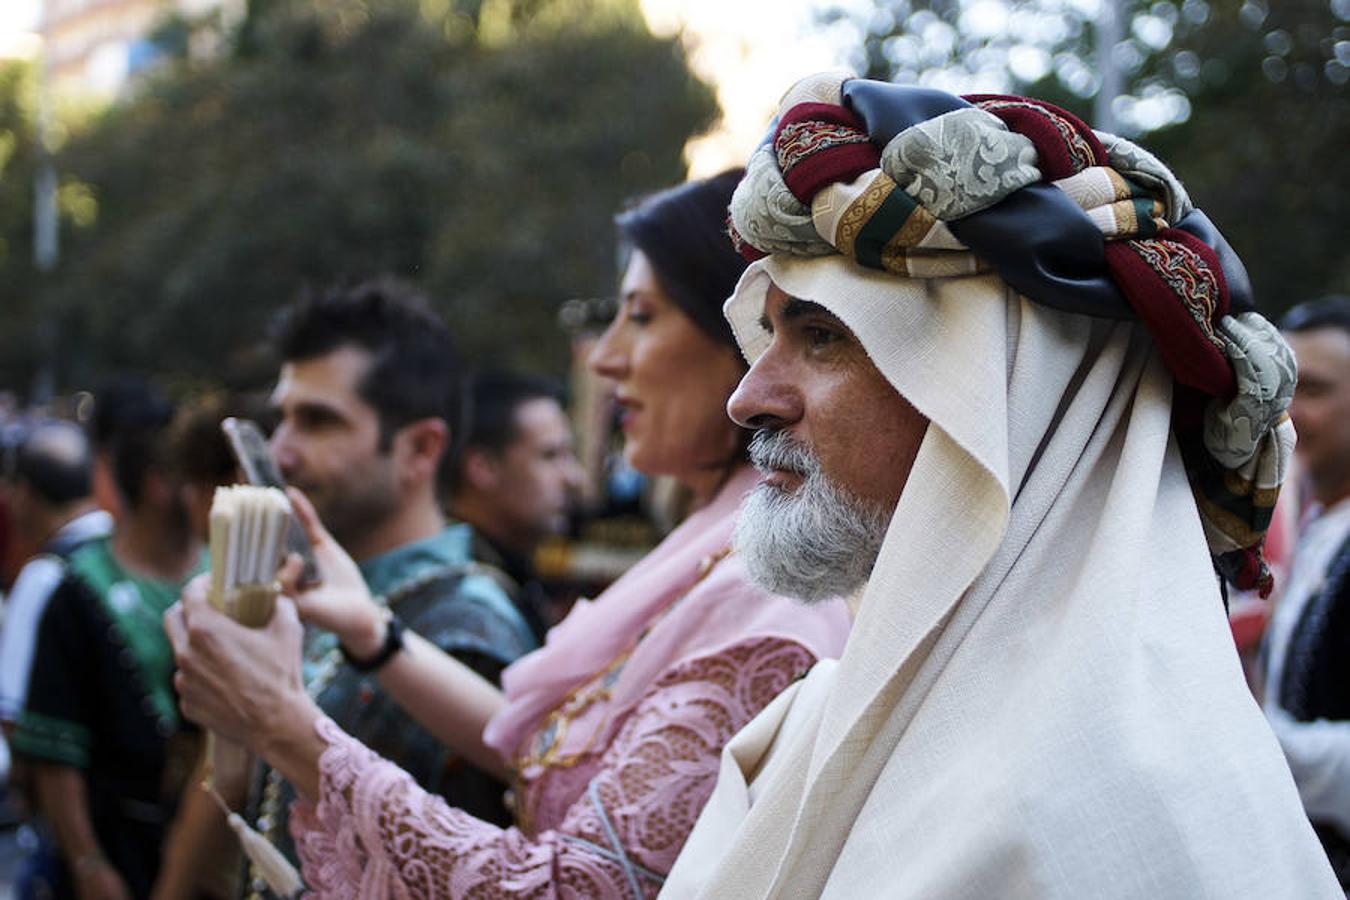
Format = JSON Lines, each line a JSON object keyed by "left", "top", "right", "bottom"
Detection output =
{"left": 734, "top": 430, "right": 891, "bottom": 604}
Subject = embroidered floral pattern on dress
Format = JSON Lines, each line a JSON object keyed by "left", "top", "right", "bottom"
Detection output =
{"left": 290, "top": 636, "right": 817, "bottom": 898}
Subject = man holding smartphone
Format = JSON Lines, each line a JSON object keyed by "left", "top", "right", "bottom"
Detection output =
{"left": 239, "top": 279, "right": 537, "bottom": 898}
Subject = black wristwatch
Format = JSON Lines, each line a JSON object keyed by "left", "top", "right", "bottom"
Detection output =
{"left": 340, "top": 612, "right": 405, "bottom": 672}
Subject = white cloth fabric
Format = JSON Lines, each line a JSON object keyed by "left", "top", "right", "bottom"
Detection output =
{"left": 1262, "top": 496, "right": 1350, "bottom": 833}
{"left": 0, "top": 510, "right": 113, "bottom": 722}
{"left": 660, "top": 255, "right": 1339, "bottom": 899}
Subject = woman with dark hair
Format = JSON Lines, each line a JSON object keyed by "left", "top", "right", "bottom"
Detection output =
{"left": 166, "top": 171, "right": 851, "bottom": 898}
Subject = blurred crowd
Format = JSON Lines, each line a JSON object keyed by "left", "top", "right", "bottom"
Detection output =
{"left": 0, "top": 285, "right": 638, "bottom": 897}
{"left": 0, "top": 72, "right": 1348, "bottom": 900}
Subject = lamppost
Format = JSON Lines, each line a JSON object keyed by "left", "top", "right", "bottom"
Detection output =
{"left": 1094, "top": 0, "right": 1123, "bottom": 133}
{"left": 32, "top": 0, "right": 57, "bottom": 405}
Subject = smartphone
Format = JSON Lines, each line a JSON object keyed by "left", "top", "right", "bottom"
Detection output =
{"left": 221, "top": 417, "right": 320, "bottom": 586}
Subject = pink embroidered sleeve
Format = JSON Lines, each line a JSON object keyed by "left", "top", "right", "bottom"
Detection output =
{"left": 289, "top": 636, "right": 816, "bottom": 898}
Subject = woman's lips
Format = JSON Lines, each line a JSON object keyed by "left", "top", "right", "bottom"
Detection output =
{"left": 614, "top": 396, "right": 640, "bottom": 430}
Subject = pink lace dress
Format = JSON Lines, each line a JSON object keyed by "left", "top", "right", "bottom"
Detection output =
{"left": 288, "top": 468, "right": 853, "bottom": 898}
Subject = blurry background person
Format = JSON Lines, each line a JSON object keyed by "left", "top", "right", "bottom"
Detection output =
{"left": 449, "top": 370, "right": 584, "bottom": 638}
{"left": 0, "top": 418, "right": 111, "bottom": 898}
{"left": 166, "top": 171, "right": 851, "bottom": 898}
{"left": 1261, "top": 295, "right": 1350, "bottom": 887}
{"left": 10, "top": 379, "right": 205, "bottom": 900}
{"left": 167, "top": 392, "right": 271, "bottom": 543}
{"left": 0, "top": 419, "right": 111, "bottom": 730}
{"left": 241, "top": 279, "right": 537, "bottom": 897}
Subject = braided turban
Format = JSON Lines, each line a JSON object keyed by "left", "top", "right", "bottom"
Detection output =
{"left": 727, "top": 74, "right": 1295, "bottom": 597}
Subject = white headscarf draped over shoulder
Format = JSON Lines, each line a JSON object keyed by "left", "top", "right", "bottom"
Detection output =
{"left": 659, "top": 75, "right": 1338, "bottom": 900}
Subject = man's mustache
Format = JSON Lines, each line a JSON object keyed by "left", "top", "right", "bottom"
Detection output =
{"left": 748, "top": 429, "right": 818, "bottom": 478}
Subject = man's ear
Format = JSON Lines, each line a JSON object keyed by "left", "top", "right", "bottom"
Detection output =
{"left": 460, "top": 447, "right": 502, "bottom": 494}
{"left": 395, "top": 418, "right": 449, "bottom": 487}
{"left": 91, "top": 453, "right": 123, "bottom": 520}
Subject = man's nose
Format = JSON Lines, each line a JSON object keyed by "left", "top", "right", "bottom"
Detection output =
{"left": 727, "top": 349, "right": 803, "bottom": 430}
{"left": 563, "top": 454, "right": 585, "bottom": 492}
{"left": 269, "top": 424, "right": 298, "bottom": 475}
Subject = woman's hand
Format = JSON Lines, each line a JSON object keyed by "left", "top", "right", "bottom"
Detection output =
{"left": 278, "top": 488, "right": 385, "bottom": 655}
{"left": 164, "top": 577, "right": 315, "bottom": 755}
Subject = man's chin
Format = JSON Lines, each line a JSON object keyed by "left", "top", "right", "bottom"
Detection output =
{"left": 735, "top": 475, "right": 886, "bottom": 606}
{"left": 296, "top": 490, "right": 338, "bottom": 531}
{"left": 741, "top": 548, "right": 849, "bottom": 606}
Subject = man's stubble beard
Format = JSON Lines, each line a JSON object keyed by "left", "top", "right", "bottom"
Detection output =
{"left": 734, "top": 429, "right": 892, "bottom": 604}
{"left": 311, "top": 457, "right": 403, "bottom": 554}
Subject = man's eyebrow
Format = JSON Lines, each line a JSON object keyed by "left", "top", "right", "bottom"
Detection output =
{"left": 290, "top": 399, "right": 347, "bottom": 423}
{"left": 760, "top": 296, "right": 830, "bottom": 332}
{"left": 781, "top": 298, "right": 828, "bottom": 321}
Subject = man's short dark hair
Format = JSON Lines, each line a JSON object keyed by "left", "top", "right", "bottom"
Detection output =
{"left": 1280, "top": 295, "right": 1350, "bottom": 334}
{"left": 465, "top": 371, "right": 565, "bottom": 455}
{"left": 7, "top": 419, "right": 93, "bottom": 506}
{"left": 91, "top": 376, "right": 176, "bottom": 509}
{"left": 272, "top": 278, "right": 463, "bottom": 487}
{"left": 169, "top": 392, "right": 273, "bottom": 488}
{"left": 451, "top": 371, "right": 565, "bottom": 493}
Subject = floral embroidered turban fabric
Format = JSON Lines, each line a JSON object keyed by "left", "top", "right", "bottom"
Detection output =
{"left": 727, "top": 72, "right": 1294, "bottom": 596}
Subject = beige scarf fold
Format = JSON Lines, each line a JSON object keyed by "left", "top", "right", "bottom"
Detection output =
{"left": 659, "top": 256, "right": 1338, "bottom": 899}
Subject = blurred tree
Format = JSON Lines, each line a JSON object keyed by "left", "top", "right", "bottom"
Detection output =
{"left": 5, "top": 0, "right": 715, "bottom": 392}
{"left": 820, "top": 0, "right": 1350, "bottom": 314}
{"left": 0, "top": 60, "right": 42, "bottom": 389}
{"left": 1145, "top": 0, "right": 1350, "bottom": 311}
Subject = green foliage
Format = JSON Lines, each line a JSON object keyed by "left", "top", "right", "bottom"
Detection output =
{"left": 1146, "top": 0, "right": 1350, "bottom": 311}
{"left": 1, "top": 0, "right": 716, "bottom": 393}
{"left": 822, "top": 0, "right": 1350, "bottom": 314}
{"left": 0, "top": 61, "right": 43, "bottom": 389}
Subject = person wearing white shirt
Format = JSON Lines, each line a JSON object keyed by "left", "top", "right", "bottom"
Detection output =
{"left": 0, "top": 420, "right": 110, "bottom": 727}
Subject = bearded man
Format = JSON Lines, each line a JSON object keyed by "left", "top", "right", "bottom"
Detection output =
{"left": 659, "top": 74, "right": 1340, "bottom": 898}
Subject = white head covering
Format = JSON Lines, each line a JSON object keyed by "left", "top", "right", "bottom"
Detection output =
{"left": 658, "top": 254, "right": 1339, "bottom": 898}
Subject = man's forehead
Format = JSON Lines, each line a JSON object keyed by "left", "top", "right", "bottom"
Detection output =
{"left": 513, "top": 397, "right": 570, "bottom": 439}
{"left": 1287, "top": 327, "right": 1350, "bottom": 374}
{"left": 272, "top": 345, "right": 373, "bottom": 409}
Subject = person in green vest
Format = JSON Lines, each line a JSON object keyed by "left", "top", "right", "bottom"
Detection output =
{"left": 11, "top": 378, "right": 207, "bottom": 899}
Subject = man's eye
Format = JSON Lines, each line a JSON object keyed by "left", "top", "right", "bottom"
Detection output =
{"left": 804, "top": 326, "right": 840, "bottom": 348}
{"left": 296, "top": 409, "right": 339, "bottom": 430}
